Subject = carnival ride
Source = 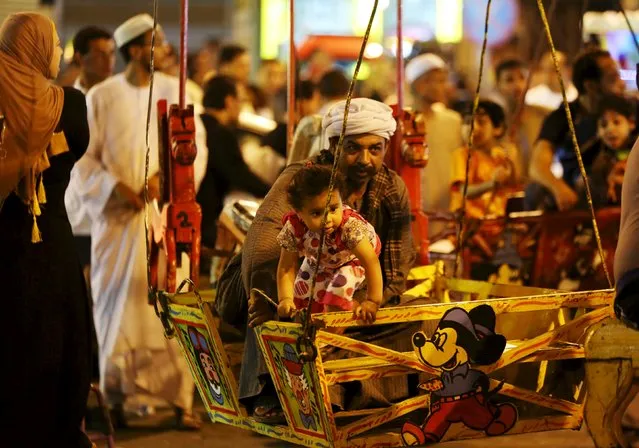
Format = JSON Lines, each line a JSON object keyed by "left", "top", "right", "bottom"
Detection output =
{"left": 143, "top": 0, "right": 637, "bottom": 446}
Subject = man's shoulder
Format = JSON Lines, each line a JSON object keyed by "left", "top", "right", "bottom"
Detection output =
{"left": 155, "top": 71, "right": 180, "bottom": 88}
{"left": 381, "top": 165, "right": 409, "bottom": 199}
{"left": 540, "top": 102, "right": 572, "bottom": 129}
{"left": 433, "top": 106, "right": 462, "bottom": 124}
{"left": 87, "top": 74, "right": 125, "bottom": 103}
{"left": 90, "top": 74, "right": 125, "bottom": 93}
{"left": 296, "top": 114, "right": 323, "bottom": 136}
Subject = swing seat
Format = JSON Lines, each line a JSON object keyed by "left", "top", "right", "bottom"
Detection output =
{"left": 157, "top": 262, "right": 614, "bottom": 447}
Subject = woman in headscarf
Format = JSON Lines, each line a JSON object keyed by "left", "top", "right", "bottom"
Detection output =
{"left": 0, "top": 13, "right": 93, "bottom": 448}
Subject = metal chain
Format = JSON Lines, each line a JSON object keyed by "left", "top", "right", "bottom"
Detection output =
{"left": 297, "top": 0, "right": 379, "bottom": 363}
{"left": 617, "top": 0, "right": 639, "bottom": 54}
{"left": 144, "top": 0, "right": 160, "bottom": 304}
{"left": 453, "top": 0, "right": 493, "bottom": 276}
{"left": 510, "top": 0, "right": 558, "bottom": 143}
{"left": 536, "top": 0, "right": 613, "bottom": 288}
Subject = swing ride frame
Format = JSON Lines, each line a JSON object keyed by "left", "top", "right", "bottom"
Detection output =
{"left": 145, "top": 0, "right": 634, "bottom": 446}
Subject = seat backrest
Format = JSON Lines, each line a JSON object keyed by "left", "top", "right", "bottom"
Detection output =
{"left": 169, "top": 302, "right": 246, "bottom": 420}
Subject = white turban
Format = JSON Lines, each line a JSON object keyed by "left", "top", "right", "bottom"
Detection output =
{"left": 114, "top": 14, "right": 156, "bottom": 48}
{"left": 405, "top": 53, "right": 448, "bottom": 85}
{"left": 322, "top": 98, "right": 396, "bottom": 141}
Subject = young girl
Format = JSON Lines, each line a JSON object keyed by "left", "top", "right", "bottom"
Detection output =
{"left": 276, "top": 164, "right": 383, "bottom": 324}
{"left": 578, "top": 94, "right": 636, "bottom": 206}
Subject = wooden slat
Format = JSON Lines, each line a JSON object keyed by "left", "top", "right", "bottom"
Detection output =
{"left": 487, "top": 308, "right": 610, "bottom": 373}
{"left": 337, "top": 395, "right": 430, "bottom": 440}
{"left": 326, "top": 366, "right": 415, "bottom": 385}
{"left": 494, "top": 380, "right": 581, "bottom": 415}
{"left": 333, "top": 408, "right": 388, "bottom": 419}
{"left": 317, "top": 332, "right": 437, "bottom": 375}
{"left": 342, "top": 415, "right": 578, "bottom": 448}
{"left": 323, "top": 343, "right": 582, "bottom": 373}
{"left": 312, "top": 289, "right": 613, "bottom": 328}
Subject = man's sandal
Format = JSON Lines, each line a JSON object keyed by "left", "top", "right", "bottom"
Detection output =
{"left": 252, "top": 395, "right": 286, "bottom": 425}
{"left": 174, "top": 407, "right": 202, "bottom": 431}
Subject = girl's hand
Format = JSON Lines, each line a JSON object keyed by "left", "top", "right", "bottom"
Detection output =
{"left": 353, "top": 299, "right": 380, "bottom": 324}
{"left": 607, "top": 160, "right": 626, "bottom": 203}
{"left": 491, "top": 166, "right": 510, "bottom": 187}
{"left": 277, "top": 298, "right": 296, "bottom": 318}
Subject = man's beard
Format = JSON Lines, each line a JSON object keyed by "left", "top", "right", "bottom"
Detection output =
{"left": 346, "top": 163, "right": 376, "bottom": 185}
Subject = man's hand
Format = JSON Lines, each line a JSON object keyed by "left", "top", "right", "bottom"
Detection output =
{"left": 552, "top": 181, "right": 579, "bottom": 211}
{"left": 112, "top": 181, "right": 144, "bottom": 210}
{"left": 353, "top": 299, "right": 379, "bottom": 325}
{"left": 277, "top": 298, "right": 296, "bottom": 319}
{"left": 248, "top": 292, "right": 276, "bottom": 328}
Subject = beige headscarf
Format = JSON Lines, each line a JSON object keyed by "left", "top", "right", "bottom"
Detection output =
{"left": 0, "top": 13, "right": 64, "bottom": 241}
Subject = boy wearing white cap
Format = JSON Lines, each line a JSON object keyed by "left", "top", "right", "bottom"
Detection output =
{"left": 73, "top": 13, "right": 208, "bottom": 430}
{"left": 405, "top": 53, "right": 463, "bottom": 238}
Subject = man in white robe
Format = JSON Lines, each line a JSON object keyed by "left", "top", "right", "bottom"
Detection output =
{"left": 405, "top": 53, "right": 463, "bottom": 239}
{"left": 73, "top": 14, "right": 208, "bottom": 428}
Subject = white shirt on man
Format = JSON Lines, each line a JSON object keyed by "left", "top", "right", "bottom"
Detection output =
{"left": 73, "top": 71, "right": 207, "bottom": 409}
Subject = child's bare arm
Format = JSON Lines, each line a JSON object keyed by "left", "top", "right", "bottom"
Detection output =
{"left": 459, "top": 165, "right": 510, "bottom": 199}
{"left": 351, "top": 238, "right": 383, "bottom": 323}
{"left": 277, "top": 248, "right": 299, "bottom": 318}
{"left": 463, "top": 180, "right": 497, "bottom": 199}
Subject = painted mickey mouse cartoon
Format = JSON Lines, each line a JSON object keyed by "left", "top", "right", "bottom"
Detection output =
{"left": 401, "top": 304, "right": 518, "bottom": 445}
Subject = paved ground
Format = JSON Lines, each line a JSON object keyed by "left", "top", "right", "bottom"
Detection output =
{"left": 88, "top": 405, "right": 639, "bottom": 448}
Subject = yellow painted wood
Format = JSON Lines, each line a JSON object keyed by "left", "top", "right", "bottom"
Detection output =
{"left": 312, "top": 290, "right": 613, "bottom": 328}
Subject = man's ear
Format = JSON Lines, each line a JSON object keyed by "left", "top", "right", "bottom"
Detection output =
{"left": 224, "top": 94, "right": 232, "bottom": 111}
{"left": 494, "top": 124, "right": 506, "bottom": 139}
{"left": 73, "top": 52, "right": 82, "bottom": 66}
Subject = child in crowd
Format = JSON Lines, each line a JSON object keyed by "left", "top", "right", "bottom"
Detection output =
{"left": 450, "top": 100, "right": 521, "bottom": 219}
{"left": 578, "top": 94, "right": 636, "bottom": 206}
{"left": 276, "top": 164, "right": 382, "bottom": 324}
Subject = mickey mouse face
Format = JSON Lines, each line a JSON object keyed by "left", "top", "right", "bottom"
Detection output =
{"left": 412, "top": 328, "right": 469, "bottom": 371}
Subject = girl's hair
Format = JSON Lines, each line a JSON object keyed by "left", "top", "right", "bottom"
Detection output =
{"left": 287, "top": 164, "right": 345, "bottom": 210}
{"left": 597, "top": 94, "right": 635, "bottom": 121}
{"left": 473, "top": 100, "right": 506, "bottom": 129}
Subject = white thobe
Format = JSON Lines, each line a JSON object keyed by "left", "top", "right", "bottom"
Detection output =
{"left": 74, "top": 72, "right": 208, "bottom": 410}
{"left": 525, "top": 83, "right": 578, "bottom": 111}
{"left": 421, "top": 106, "right": 463, "bottom": 238}
{"left": 65, "top": 77, "right": 92, "bottom": 236}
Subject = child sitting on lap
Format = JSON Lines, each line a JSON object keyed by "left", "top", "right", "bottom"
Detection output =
{"left": 276, "top": 164, "right": 383, "bottom": 324}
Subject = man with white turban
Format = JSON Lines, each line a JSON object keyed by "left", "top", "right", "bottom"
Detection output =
{"left": 405, "top": 53, "right": 463, "bottom": 238}
{"left": 215, "top": 98, "right": 416, "bottom": 422}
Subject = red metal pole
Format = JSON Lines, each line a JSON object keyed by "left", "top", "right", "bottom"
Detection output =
{"left": 396, "top": 0, "right": 403, "bottom": 111}
{"left": 179, "top": 0, "right": 189, "bottom": 109}
{"left": 287, "top": 0, "right": 296, "bottom": 157}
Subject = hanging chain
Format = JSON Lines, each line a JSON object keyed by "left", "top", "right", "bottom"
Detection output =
{"left": 511, "top": 0, "right": 558, "bottom": 143}
{"left": 453, "top": 0, "right": 493, "bottom": 276}
{"left": 297, "top": 0, "right": 379, "bottom": 363}
{"left": 617, "top": 0, "right": 639, "bottom": 54}
{"left": 144, "top": 0, "right": 160, "bottom": 305}
{"left": 536, "top": 0, "right": 613, "bottom": 288}
{"left": 0, "top": 114, "right": 6, "bottom": 160}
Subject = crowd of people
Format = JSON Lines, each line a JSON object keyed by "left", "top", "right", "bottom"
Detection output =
{"left": 2, "top": 8, "right": 639, "bottom": 447}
